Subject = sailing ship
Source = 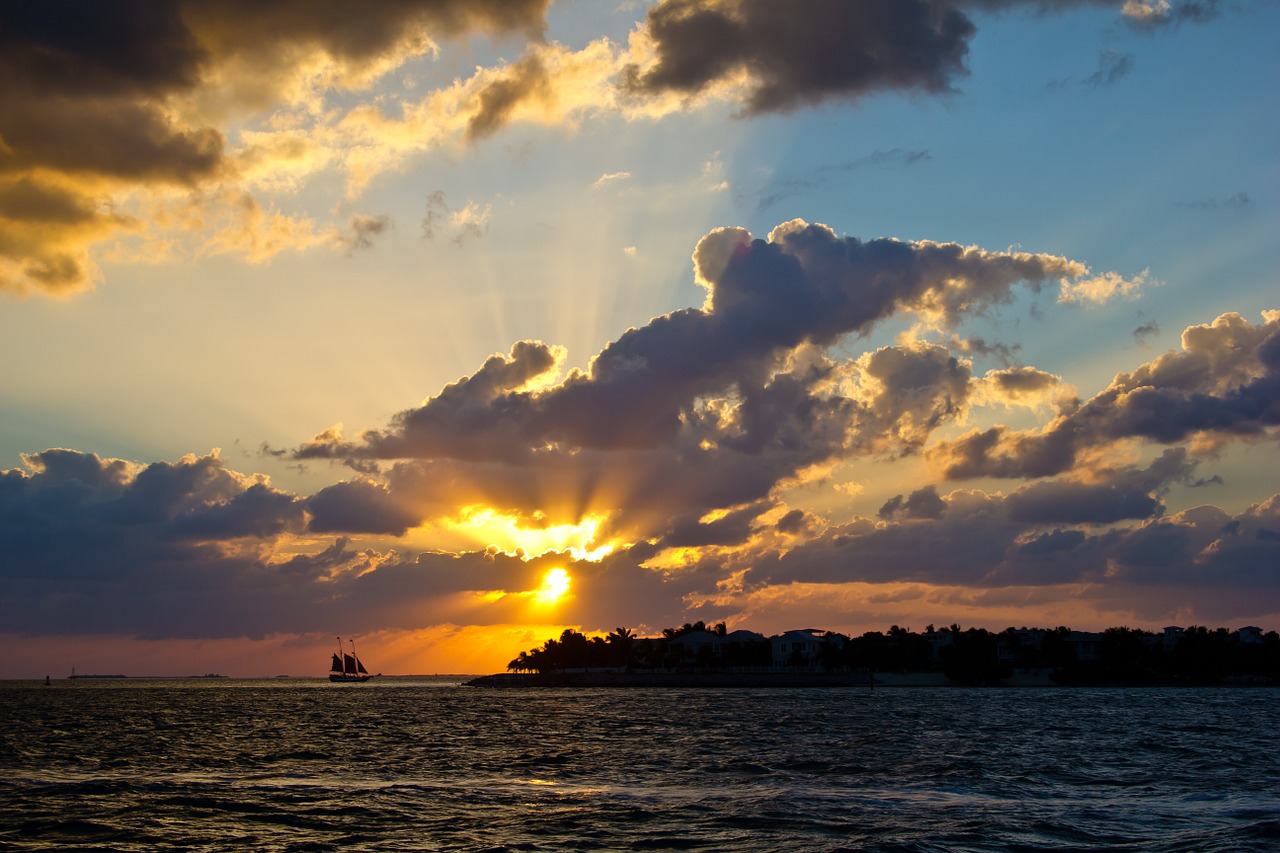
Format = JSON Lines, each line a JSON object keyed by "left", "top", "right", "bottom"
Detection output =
{"left": 329, "top": 637, "right": 376, "bottom": 682}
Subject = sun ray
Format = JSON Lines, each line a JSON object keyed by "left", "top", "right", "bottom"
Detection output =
{"left": 534, "top": 567, "right": 571, "bottom": 604}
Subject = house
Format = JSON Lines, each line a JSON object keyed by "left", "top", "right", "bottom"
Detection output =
{"left": 723, "top": 629, "right": 765, "bottom": 645}
{"left": 924, "top": 627, "right": 955, "bottom": 662}
{"left": 667, "top": 629, "right": 768, "bottom": 667}
{"left": 772, "top": 628, "right": 837, "bottom": 669}
{"left": 667, "top": 630, "right": 722, "bottom": 665}
{"left": 1238, "top": 626, "right": 1264, "bottom": 644}
{"left": 1065, "top": 631, "right": 1103, "bottom": 662}
{"left": 997, "top": 628, "right": 1046, "bottom": 663}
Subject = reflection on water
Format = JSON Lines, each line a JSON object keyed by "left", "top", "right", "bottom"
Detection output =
{"left": 1, "top": 679, "right": 1277, "bottom": 851}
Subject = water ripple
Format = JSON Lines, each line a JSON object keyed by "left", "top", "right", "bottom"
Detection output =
{"left": 1, "top": 681, "right": 1276, "bottom": 851}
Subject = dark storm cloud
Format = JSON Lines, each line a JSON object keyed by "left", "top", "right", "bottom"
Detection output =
{"left": 0, "top": 450, "right": 309, "bottom": 637}
{"left": 0, "top": 0, "right": 550, "bottom": 295}
{"left": 620, "top": 1, "right": 1220, "bottom": 116}
{"left": 307, "top": 480, "right": 422, "bottom": 536}
{"left": 0, "top": 0, "right": 548, "bottom": 105}
{"left": 0, "top": 2, "right": 204, "bottom": 100}
{"left": 931, "top": 312, "right": 1280, "bottom": 480}
{"left": 1004, "top": 448, "right": 1199, "bottom": 524}
{"left": 748, "top": 465, "right": 1278, "bottom": 599}
{"left": 0, "top": 0, "right": 550, "bottom": 179}
{"left": 657, "top": 501, "right": 773, "bottom": 549}
{"left": 0, "top": 446, "right": 672, "bottom": 638}
{"left": 879, "top": 486, "right": 948, "bottom": 520}
{"left": 622, "top": 0, "right": 976, "bottom": 113}
{"left": 877, "top": 449, "right": 1194, "bottom": 528}
{"left": 0, "top": 450, "right": 305, "bottom": 552}
{"left": 0, "top": 446, "right": 696, "bottom": 636}
{"left": 0, "top": 93, "right": 225, "bottom": 184}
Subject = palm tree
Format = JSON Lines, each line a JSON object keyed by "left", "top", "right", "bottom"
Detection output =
{"left": 606, "top": 627, "right": 636, "bottom": 670}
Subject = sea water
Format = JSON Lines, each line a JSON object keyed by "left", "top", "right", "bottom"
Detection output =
{"left": 0, "top": 679, "right": 1276, "bottom": 851}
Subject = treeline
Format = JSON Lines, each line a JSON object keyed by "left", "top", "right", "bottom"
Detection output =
{"left": 1042, "top": 626, "right": 1280, "bottom": 686}
{"left": 506, "top": 622, "right": 1280, "bottom": 686}
{"left": 507, "top": 623, "right": 769, "bottom": 673}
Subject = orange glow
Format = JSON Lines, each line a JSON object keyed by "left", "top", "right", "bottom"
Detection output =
{"left": 534, "top": 567, "right": 572, "bottom": 604}
{"left": 445, "top": 506, "right": 615, "bottom": 561}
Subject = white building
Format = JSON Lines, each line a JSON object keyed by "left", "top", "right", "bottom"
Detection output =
{"left": 772, "top": 629, "right": 835, "bottom": 669}
{"left": 1238, "top": 626, "right": 1264, "bottom": 644}
{"left": 668, "top": 629, "right": 767, "bottom": 665}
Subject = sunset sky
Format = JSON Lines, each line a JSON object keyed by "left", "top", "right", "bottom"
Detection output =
{"left": 2, "top": 0, "right": 1277, "bottom": 678}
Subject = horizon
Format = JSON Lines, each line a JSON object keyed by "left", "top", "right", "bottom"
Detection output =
{"left": 2, "top": 0, "right": 1278, "bottom": 679}
{"left": 11, "top": 620, "right": 1276, "bottom": 682}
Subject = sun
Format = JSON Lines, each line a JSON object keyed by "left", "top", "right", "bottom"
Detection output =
{"left": 535, "top": 568, "right": 572, "bottom": 604}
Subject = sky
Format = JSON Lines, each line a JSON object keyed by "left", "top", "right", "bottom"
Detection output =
{"left": 1, "top": 0, "right": 1277, "bottom": 678}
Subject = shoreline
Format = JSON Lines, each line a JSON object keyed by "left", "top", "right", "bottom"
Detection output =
{"left": 466, "top": 671, "right": 876, "bottom": 688}
{"left": 464, "top": 670, "right": 1279, "bottom": 688}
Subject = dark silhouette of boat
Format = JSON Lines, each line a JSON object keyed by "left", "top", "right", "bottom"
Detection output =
{"left": 329, "top": 637, "right": 377, "bottom": 682}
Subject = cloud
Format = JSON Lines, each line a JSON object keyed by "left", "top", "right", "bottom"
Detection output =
{"left": 592, "top": 172, "right": 633, "bottom": 190}
{"left": 307, "top": 479, "right": 422, "bottom": 536}
{"left": 1058, "top": 267, "right": 1153, "bottom": 304}
{"left": 747, "top": 460, "right": 1277, "bottom": 606}
{"left": 1085, "top": 49, "right": 1135, "bottom": 87}
{"left": 1177, "top": 191, "right": 1251, "bottom": 211}
{"left": 280, "top": 220, "right": 1154, "bottom": 556}
{"left": 0, "top": 0, "right": 550, "bottom": 296}
{"left": 972, "top": 365, "right": 1070, "bottom": 410}
{"left": 4, "top": 297, "right": 1277, "bottom": 641}
{"left": 339, "top": 213, "right": 393, "bottom": 254}
{"left": 621, "top": 0, "right": 976, "bottom": 114}
{"left": 420, "top": 191, "right": 493, "bottom": 244}
{"left": 961, "top": 1, "right": 1221, "bottom": 30}
{"left": 618, "top": 1, "right": 1219, "bottom": 116}
{"left": 0, "top": 177, "right": 139, "bottom": 295}
{"left": 300, "top": 221, "right": 1109, "bottom": 466}
{"left": 1133, "top": 317, "right": 1161, "bottom": 348}
{"left": 2, "top": 0, "right": 1230, "bottom": 298}
{"left": 451, "top": 202, "right": 493, "bottom": 245}
{"left": 880, "top": 485, "right": 948, "bottom": 520}
{"left": 930, "top": 311, "right": 1280, "bottom": 480}
{"left": 755, "top": 149, "right": 931, "bottom": 212}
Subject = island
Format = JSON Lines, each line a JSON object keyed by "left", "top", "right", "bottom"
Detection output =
{"left": 466, "top": 622, "right": 1280, "bottom": 687}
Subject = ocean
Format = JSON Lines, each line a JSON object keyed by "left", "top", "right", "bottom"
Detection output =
{"left": 1, "top": 679, "right": 1276, "bottom": 852}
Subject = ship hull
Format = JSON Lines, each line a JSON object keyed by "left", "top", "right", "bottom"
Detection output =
{"left": 328, "top": 674, "right": 372, "bottom": 682}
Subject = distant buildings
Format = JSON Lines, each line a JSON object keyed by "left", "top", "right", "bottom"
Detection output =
{"left": 771, "top": 629, "right": 834, "bottom": 669}
{"left": 667, "top": 629, "right": 767, "bottom": 667}
{"left": 507, "top": 623, "right": 1279, "bottom": 684}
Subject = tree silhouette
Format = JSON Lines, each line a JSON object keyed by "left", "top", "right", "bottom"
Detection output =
{"left": 502, "top": 622, "right": 1280, "bottom": 683}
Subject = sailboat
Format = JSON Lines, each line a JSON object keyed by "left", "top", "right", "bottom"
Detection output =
{"left": 329, "top": 637, "right": 377, "bottom": 683}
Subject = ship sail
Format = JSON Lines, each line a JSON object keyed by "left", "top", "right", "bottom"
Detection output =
{"left": 329, "top": 637, "right": 376, "bottom": 682}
